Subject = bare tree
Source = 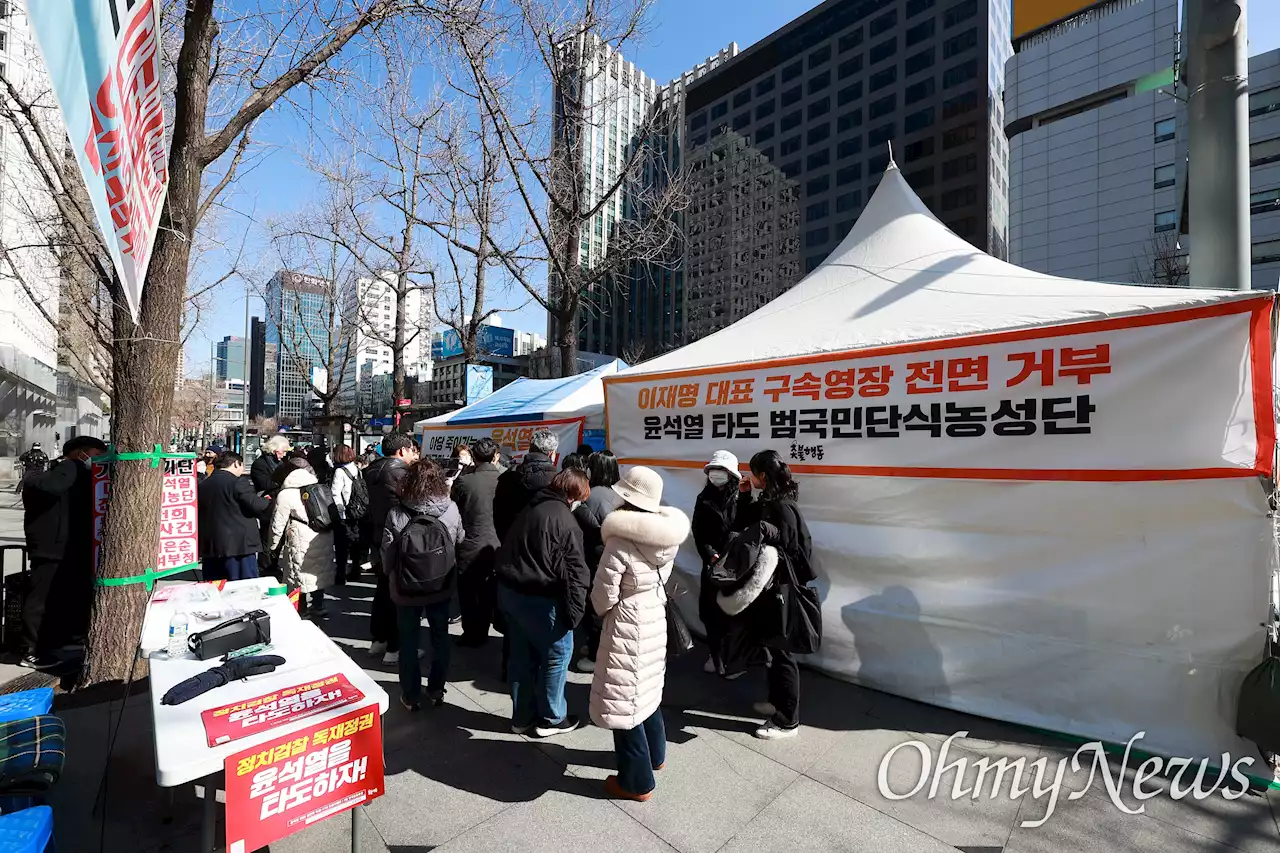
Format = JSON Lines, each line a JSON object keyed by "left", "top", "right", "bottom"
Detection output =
{"left": 83, "top": 0, "right": 446, "bottom": 684}
{"left": 442, "top": 0, "right": 687, "bottom": 377}
{"left": 1131, "top": 230, "right": 1190, "bottom": 288}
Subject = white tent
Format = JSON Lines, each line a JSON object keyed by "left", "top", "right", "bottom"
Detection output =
{"left": 606, "top": 163, "right": 1276, "bottom": 762}
{"left": 414, "top": 359, "right": 625, "bottom": 461}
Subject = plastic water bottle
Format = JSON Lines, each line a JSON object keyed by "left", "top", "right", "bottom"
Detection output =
{"left": 167, "top": 611, "right": 189, "bottom": 658}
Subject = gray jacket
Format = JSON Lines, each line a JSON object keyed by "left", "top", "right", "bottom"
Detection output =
{"left": 381, "top": 496, "right": 465, "bottom": 606}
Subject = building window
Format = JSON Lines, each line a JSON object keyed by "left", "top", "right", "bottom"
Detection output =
{"left": 838, "top": 82, "right": 863, "bottom": 105}
{"left": 870, "top": 10, "right": 898, "bottom": 36}
{"left": 838, "top": 55, "right": 863, "bottom": 79}
{"left": 1153, "top": 118, "right": 1176, "bottom": 143}
{"left": 781, "top": 85, "right": 803, "bottom": 107}
{"left": 943, "top": 122, "right": 977, "bottom": 147}
{"left": 944, "top": 0, "right": 978, "bottom": 28}
{"left": 906, "top": 77, "right": 936, "bottom": 105}
{"left": 870, "top": 67, "right": 897, "bottom": 92}
{"left": 806, "top": 227, "right": 830, "bottom": 247}
{"left": 756, "top": 76, "right": 776, "bottom": 96}
{"left": 1250, "top": 189, "right": 1280, "bottom": 215}
{"left": 756, "top": 100, "right": 776, "bottom": 120}
{"left": 905, "top": 106, "right": 935, "bottom": 134}
{"left": 781, "top": 135, "right": 801, "bottom": 156}
{"left": 1249, "top": 86, "right": 1280, "bottom": 117}
{"left": 868, "top": 122, "right": 895, "bottom": 147}
{"left": 756, "top": 122, "right": 775, "bottom": 142}
{"left": 837, "top": 136, "right": 863, "bottom": 159}
{"left": 1154, "top": 210, "right": 1178, "bottom": 231}
{"left": 942, "top": 152, "right": 977, "bottom": 179}
{"left": 711, "top": 102, "right": 728, "bottom": 119}
{"left": 907, "top": 19, "right": 935, "bottom": 46}
{"left": 809, "top": 70, "right": 831, "bottom": 94}
{"left": 942, "top": 91, "right": 978, "bottom": 119}
{"left": 733, "top": 89, "right": 752, "bottom": 108}
{"left": 809, "top": 97, "right": 831, "bottom": 119}
{"left": 692, "top": 133, "right": 707, "bottom": 147}
{"left": 837, "top": 109, "right": 862, "bottom": 132}
{"left": 943, "top": 27, "right": 978, "bottom": 58}
{"left": 906, "top": 48, "right": 935, "bottom": 76}
{"left": 839, "top": 163, "right": 865, "bottom": 185}
{"left": 808, "top": 123, "right": 831, "bottom": 144}
{"left": 807, "top": 150, "right": 831, "bottom": 170}
{"left": 0, "top": 31, "right": 6, "bottom": 52}
{"left": 759, "top": 145, "right": 774, "bottom": 159}
{"left": 906, "top": 137, "right": 935, "bottom": 160}
{"left": 781, "top": 110, "right": 802, "bottom": 131}
{"left": 839, "top": 29, "right": 864, "bottom": 53}
{"left": 869, "top": 94, "right": 896, "bottom": 120}
{"left": 942, "top": 186, "right": 977, "bottom": 211}
{"left": 806, "top": 200, "right": 830, "bottom": 221}
{"left": 782, "top": 61, "right": 803, "bottom": 82}
{"left": 1153, "top": 164, "right": 1176, "bottom": 189}
{"left": 807, "top": 175, "right": 830, "bottom": 195}
{"left": 943, "top": 59, "right": 977, "bottom": 88}
{"left": 870, "top": 38, "right": 897, "bottom": 65}
{"left": 906, "top": 166, "right": 935, "bottom": 188}
{"left": 809, "top": 45, "right": 831, "bottom": 68}
{"left": 1251, "top": 137, "right": 1280, "bottom": 167}
{"left": 733, "top": 112, "right": 750, "bottom": 131}
{"left": 837, "top": 190, "right": 862, "bottom": 212}
{"left": 907, "top": 0, "right": 936, "bottom": 16}
{"left": 1253, "top": 239, "right": 1280, "bottom": 265}
{"left": 782, "top": 160, "right": 801, "bottom": 178}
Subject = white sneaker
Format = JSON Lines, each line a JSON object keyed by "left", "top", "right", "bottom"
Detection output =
{"left": 703, "top": 656, "right": 718, "bottom": 674}
{"left": 754, "top": 721, "right": 799, "bottom": 740}
{"left": 383, "top": 650, "right": 399, "bottom": 665}
{"left": 752, "top": 701, "right": 776, "bottom": 717}
{"left": 574, "top": 657, "right": 596, "bottom": 673}
{"left": 370, "top": 641, "right": 388, "bottom": 656}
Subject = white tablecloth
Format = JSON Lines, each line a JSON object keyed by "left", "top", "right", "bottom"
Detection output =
{"left": 145, "top": 581, "right": 388, "bottom": 788}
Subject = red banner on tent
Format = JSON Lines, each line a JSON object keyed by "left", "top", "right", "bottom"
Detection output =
{"left": 201, "top": 674, "right": 364, "bottom": 747}
{"left": 225, "top": 705, "right": 384, "bottom": 853}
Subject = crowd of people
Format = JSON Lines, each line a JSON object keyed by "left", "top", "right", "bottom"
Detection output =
{"left": 16, "top": 426, "right": 817, "bottom": 802}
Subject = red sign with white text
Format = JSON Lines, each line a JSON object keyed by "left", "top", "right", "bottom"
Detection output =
{"left": 225, "top": 705, "right": 384, "bottom": 853}
{"left": 201, "top": 674, "right": 364, "bottom": 747}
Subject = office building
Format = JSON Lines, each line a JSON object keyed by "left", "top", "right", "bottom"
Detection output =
{"left": 681, "top": 0, "right": 1013, "bottom": 341}
{"left": 1248, "top": 52, "right": 1280, "bottom": 291}
{"left": 338, "top": 272, "right": 433, "bottom": 418}
{"left": 1005, "top": 0, "right": 1180, "bottom": 282}
{"left": 215, "top": 336, "right": 247, "bottom": 383}
{"left": 248, "top": 317, "right": 278, "bottom": 420}
{"left": 265, "top": 270, "right": 333, "bottom": 425}
{"left": 0, "top": 0, "right": 59, "bottom": 457}
{"left": 424, "top": 320, "right": 549, "bottom": 409}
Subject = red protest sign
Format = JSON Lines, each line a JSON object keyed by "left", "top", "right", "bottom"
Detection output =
{"left": 202, "top": 674, "right": 364, "bottom": 747}
{"left": 225, "top": 705, "right": 384, "bottom": 853}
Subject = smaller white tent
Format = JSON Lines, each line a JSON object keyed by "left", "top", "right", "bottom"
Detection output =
{"left": 414, "top": 359, "right": 624, "bottom": 460}
{"left": 606, "top": 163, "right": 1276, "bottom": 763}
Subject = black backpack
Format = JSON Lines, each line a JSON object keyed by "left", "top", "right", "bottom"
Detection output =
{"left": 337, "top": 467, "right": 369, "bottom": 521}
{"left": 395, "top": 514, "right": 456, "bottom": 595}
{"left": 297, "top": 483, "right": 336, "bottom": 532}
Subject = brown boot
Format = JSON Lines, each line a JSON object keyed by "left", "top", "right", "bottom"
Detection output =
{"left": 604, "top": 775, "right": 652, "bottom": 802}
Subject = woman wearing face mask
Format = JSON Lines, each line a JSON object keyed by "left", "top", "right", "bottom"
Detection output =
{"left": 692, "top": 450, "right": 750, "bottom": 677}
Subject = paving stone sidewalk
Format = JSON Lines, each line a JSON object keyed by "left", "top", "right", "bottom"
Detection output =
{"left": 42, "top": 578, "right": 1280, "bottom": 852}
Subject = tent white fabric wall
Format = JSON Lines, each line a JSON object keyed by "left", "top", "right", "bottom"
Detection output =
{"left": 606, "top": 165, "right": 1277, "bottom": 762}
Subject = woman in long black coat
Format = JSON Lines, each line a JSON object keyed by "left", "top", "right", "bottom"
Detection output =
{"left": 692, "top": 450, "right": 749, "bottom": 677}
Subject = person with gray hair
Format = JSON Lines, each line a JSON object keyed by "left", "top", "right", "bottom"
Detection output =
{"left": 251, "top": 434, "right": 292, "bottom": 494}
{"left": 493, "top": 430, "right": 560, "bottom": 542}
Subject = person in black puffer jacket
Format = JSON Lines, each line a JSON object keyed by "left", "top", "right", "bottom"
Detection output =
{"left": 692, "top": 450, "right": 756, "bottom": 678}
{"left": 363, "top": 433, "right": 419, "bottom": 664}
{"left": 494, "top": 469, "right": 592, "bottom": 737}
{"left": 571, "top": 450, "right": 624, "bottom": 672}
{"left": 493, "top": 429, "right": 560, "bottom": 541}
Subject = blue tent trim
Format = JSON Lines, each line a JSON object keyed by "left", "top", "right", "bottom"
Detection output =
{"left": 442, "top": 360, "right": 627, "bottom": 426}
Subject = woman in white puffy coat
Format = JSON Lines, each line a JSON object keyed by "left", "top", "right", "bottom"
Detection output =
{"left": 266, "top": 459, "right": 337, "bottom": 617}
{"left": 589, "top": 466, "right": 690, "bottom": 802}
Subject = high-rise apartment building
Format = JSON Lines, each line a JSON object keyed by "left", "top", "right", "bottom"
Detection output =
{"left": 1246, "top": 51, "right": 1280, "bottom": 291}
{"left": 680, "top": 0, "right": 1012, "bottom": 341}
{"left": 0, "top": 0, "right": 60, "bottom": 456}
{"left": 265, "top": 271, "right": 333, "bottom": 424}
{"left": 337, "top": 272, "right": 433, "bottom": 418}
{"left": 216, "top": 336, "right": 247, "bottom": 383}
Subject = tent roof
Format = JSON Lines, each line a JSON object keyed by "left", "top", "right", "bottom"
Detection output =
{"left": 416, "top": 359, "right": 626, "bottom": 428}
{"left": 618, "top": 163, "right": 1265, "bottom": 378}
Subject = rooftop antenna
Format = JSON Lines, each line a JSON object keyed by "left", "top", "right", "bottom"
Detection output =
{"left": 886, "top": 141, "right": 897, "bottom": 170}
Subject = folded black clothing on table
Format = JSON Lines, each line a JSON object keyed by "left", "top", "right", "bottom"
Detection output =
{"left": 160, "top": 654, "right": 286, "bottom": 705}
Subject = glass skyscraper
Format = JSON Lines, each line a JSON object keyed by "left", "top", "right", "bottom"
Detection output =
{"left": 265, "top": 270, "right": 332, "bottom": 424}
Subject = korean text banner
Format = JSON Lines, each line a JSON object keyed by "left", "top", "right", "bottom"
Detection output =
{"left": 606, "top": 303, "right": 1273, "bottom": 481}
{"left": 27, "top": 0, "right": 169, "bottom": 322}
{"left": 92, "top": 457, "right": 198, "bottom": 570}
{"left": 420, "top": 417, "right": 585, "bottom": 463}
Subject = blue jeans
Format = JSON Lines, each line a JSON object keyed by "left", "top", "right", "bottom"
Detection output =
{"left": 203, "top": 554, "right": 259, "bottom": 582}
{"left": 497, "top": 585, "right": 574, "bottom": 728}
{"left": 614, "top": 709, "right": 667, "bottom": 795}
{"left": 397, "top": 600, "right": 451, "bottom": 701}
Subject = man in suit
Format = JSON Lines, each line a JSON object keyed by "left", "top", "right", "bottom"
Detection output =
{"left": 199, "top": 450, "right": 272, "bottom": 581}
{"left": 21, "top": 435, "right": 108, "bottom": 669}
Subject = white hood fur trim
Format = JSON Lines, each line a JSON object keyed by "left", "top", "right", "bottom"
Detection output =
{"left": 717, "top": 545, "right": 778, "bottom": 616}
{"left": 601, "top": 505, "right": 690, "bottom": 548}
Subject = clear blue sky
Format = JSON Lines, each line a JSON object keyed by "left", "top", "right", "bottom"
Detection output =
{"left": 183, "top": 0, "right": 1280, "bottom": 376}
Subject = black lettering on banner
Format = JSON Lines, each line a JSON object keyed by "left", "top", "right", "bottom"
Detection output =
{"left": 712, "top": 412, "right": 761, "bottom": 440}
{"left": 944, "top": 402, "right": 987, "bottom": 438}
{"left": 790, "top": 442, "right": 827, "bottom": 462}
{"left": 903, "top": 403, "right": 942, "bottom": 437}
{"left": 991, "top": 399, "right": 1036, "bottom": 436}
{"left": 865, "top": 405, "right": 901, "bottom": 438}
{"left": 771, "top": 409, "right": 798, "bottom": 439}
{"left": 644, "top": 416, "right": 662, "bottom": 440}
{"left": 684, "top": 414, "right": 705, "bottom": 441}
{"left": 798, "top": 408, "right": 828, "bottom": 438}
{"left": 831, "top": 408, "right": 863, "bottom": 438}
{"left": 663, "top": 415, "right": 683, "bottom": 439}
{"left": 1043, "top": 395, "right": 1096, "bottom": 435}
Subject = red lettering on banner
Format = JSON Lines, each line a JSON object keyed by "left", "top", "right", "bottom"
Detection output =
{"left": 947, "top": 356, "right": 989, "bottom": 392}
{"left": 1059, "top": 344, "right": 1111, "bottom": 384}
{"left": 1007, "top": 349, "right": 1054, "bottom": 387}
{"left": 905, "top": 360, "right": 944, "bottom": 394}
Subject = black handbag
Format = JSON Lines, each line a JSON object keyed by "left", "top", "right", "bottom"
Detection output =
{"left": 188, "top": 610, "right": 271, "bottom": 660}
{"left": 1237, "top": 634, "right": 1280, "bottom": 752}
{"left": 666, "top": 594, "right": 695, "bottom": 657}
{"left": 761, "top": 549, "right": 822, "bottom": 655}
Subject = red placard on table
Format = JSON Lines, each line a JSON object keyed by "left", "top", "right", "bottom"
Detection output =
{"left": 225, "top": 704, "right": 384, "bottom": 853}
{"left": 202, "top": 673, "right": 365, "bottom": 747}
